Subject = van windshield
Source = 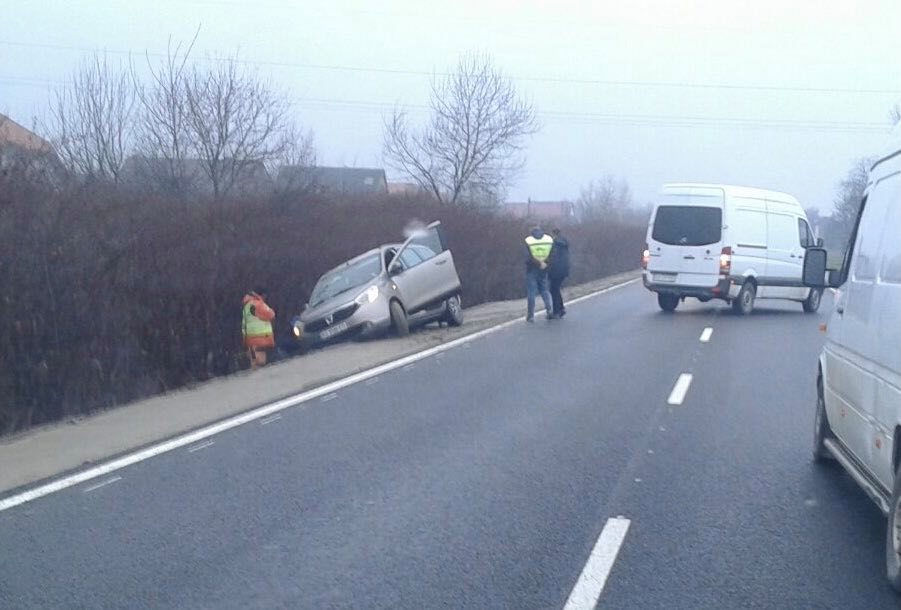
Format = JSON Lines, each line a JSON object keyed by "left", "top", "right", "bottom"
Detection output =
{"left": 652, "top": 205, "right": 722, "bottom": 246}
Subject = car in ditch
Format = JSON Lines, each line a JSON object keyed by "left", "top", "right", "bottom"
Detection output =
{"left": 291, "top": 221, "right": 463, "bottom": 348}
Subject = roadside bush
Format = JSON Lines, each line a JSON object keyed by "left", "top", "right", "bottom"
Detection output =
{"left": 0, "top": 177, "right": 643, "bottom": 435}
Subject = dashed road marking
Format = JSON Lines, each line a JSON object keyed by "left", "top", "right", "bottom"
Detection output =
{"left": 667, "top": 374, "right": 693, "bottom": 405}
{"left": 83, "top": 476, "right": 122, "bottom": 493}
{"left": 188, "top": 440, "right": 215, "bottom": 453}
{"left": 563, "top": 516, "right": 632, "bottom": 610}
{"left": 699, "top": 327, "right": 713, "bottom": 343}
{"left": 260, "top": 414, "right": 282, "bottom": 425}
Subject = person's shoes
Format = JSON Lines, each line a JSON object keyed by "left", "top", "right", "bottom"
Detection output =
{"left": 526, "top": 315, "right": 535, "bottom": 323}
{"left": 559, "top": 309, "right": 566, "bottom": 318}
{"left": 546, "top": 312, "right": 554, "bottom": 320}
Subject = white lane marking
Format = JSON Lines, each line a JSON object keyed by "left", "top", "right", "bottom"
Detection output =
{"left": 563, "top": 517, "right": 631, "bottom": 610}
{"left": 699, "top": 327, "right": 713, "bottom": 343}
{"left": 187, "top": 440, "right": 215, "bottom": 453}
{"left": 320, "top": 393, "right": 338, "bottom": 402}
{"left": 667, "top": 374, "right": 693, "bottom": 405}
{"left": 260, "top": 414, "right": 282, "bottom": 425}
{"left": 83, "top": 476, "right": 122, "bottom": 493}
{"left": 0, "top": 277, "right": 639, "bottom": 513}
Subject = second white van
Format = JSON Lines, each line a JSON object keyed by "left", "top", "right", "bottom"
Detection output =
{"left": 642, "top": 183, "right": 823, "bottom": 314}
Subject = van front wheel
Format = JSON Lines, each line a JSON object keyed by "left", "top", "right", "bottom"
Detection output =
{"left": 802, "top": 288, "right": 823, "bottom": 313}
{"left": 887, "top": 468, "right": 901, "bottom": 592}
{"left": 657, "top": 294, "right": 679, "bottom": 313}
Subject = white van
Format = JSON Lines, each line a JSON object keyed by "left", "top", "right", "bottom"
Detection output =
{"left": 642, "top": 183, "right": 823, "bottom": 314}
{"left": 804, "top": 127, "right": 901, "bottom": 591}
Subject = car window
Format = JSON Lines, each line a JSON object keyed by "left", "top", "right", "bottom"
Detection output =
{"left": 309, "top": 254, "right": 382, "bottom": 306}
{"left": 851, "top": 183, "right": 892, "bottom": 282}
{"left": 409, "top": 227, "right": 444, "bottom": 259}
{"left": 651, "top": 206, "right": 722, "bottom": 246}
{"left": 398, "top": 248, "right": 424, "bottom": 269}
{"left": 875, "top": 172, "right": 901, "bottom": 283}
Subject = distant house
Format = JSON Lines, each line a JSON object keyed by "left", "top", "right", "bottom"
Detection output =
{"left": 502, "top": 200, "right": 580, "bottom": 224}
{"left": 277, "top": 166, "right": 388, "bottom": 196}
{"left": 122, "top": 156, "right": 272, "bottom": 198}
{"left": 0, "top": 113, "right": 64, "bottom": 184}
{"left": 387, "top": 181, "right": 424, "bottom": 196}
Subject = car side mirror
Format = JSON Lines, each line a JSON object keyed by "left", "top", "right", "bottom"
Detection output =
{"left": 802, "top": 247, "right": 828, "bottom": 287}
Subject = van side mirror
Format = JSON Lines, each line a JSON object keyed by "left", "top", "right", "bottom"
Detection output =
{"left": 816, "top": 237, "right": 824, "bottom": 247}
{"left": 802, "top": 247, "right": 828, "bottom": 287}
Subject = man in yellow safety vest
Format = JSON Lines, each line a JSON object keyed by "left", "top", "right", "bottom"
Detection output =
{"left": 524, "top": 226, "right": 555, "bottom": 322}
{"left": 242, "top": 287, "right": 276, "bottom": 368}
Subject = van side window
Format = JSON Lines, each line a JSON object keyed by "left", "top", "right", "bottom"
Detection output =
{"left": 798, "top": 219, "right": 812, "bottom": 248}
{"left": 876, "top": 172, "right": 901, "bottom": 283}
{"left": 852, "top": 182, "right": 893, "bottom": 282}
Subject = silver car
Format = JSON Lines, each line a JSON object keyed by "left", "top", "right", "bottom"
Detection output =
{"left": 293, "top": 221, "right": 463, "bottom": 346}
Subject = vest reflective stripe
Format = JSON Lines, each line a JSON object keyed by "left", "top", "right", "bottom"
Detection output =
{"left": 525, "top": 235, "right": 554, "bottom": 262}
{"left": 242, "top": 301, "right": 273, "bottom": 338}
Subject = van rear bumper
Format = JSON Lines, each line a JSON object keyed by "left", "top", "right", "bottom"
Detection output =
{"left": 643, "top": 273, "right": 734, "bottom": 300}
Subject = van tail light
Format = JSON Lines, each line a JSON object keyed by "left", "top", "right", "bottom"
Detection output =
{"left": 641, "top": 243, "right": 650, "bottom": 269}
{"left": 719, "top": 247, "right": 732, "bottom": 275}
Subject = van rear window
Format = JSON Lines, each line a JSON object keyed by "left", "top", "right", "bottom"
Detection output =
{"left": 652, "top": 206, "right": 722, "bottom": 246}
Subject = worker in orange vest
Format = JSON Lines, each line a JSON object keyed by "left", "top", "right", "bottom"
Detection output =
{"left": 242, "top": 288, "right": 276, "bottom": 369}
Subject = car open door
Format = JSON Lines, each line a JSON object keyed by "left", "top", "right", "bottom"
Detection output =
{"left": 388, "top": 221, "right": 459, "bottom": 313}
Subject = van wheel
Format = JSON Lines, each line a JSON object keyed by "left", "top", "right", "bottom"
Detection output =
{"left": 443, "top": 294, "right": 464, "bottom": 327}
{"left": 390, "top": 300, "right": 409, "bottom": 337}
{"left": 887, "top": 469, "right": 901, "bottom": 592}
{"left": 813, "top": 376, "right": 834, "bottom": 463}
{"left": 657, "top": 294, "right": 679, "bottom": 313}
{"left": 802, "top": 288, "right": 823, "bottom": 313}
{"left": 732, "top": 282, "right": 756, "bottom": 315}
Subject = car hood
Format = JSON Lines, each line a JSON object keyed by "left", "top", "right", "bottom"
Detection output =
{"left": 301, "top": 281, "right": 378, "bottom": 322}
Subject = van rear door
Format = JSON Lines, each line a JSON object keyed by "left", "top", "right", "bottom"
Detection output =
{"left": 648, "top": 201, "right": 722, "bottom": 287}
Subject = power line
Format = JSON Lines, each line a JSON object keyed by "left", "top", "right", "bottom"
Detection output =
{"left": 1, "top": 39, "right": 898, "bottom": 96}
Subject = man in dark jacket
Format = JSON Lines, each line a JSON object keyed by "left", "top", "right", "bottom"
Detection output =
{"left": 547, "top": 228, "right": 571, "bottom": 318}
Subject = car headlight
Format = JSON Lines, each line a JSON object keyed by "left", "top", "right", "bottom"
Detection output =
{"left": 292, "top": 321, "right": 303, "bottom": 337}
{"left": 355, "top": 285, "right": 379, "bottom": 305}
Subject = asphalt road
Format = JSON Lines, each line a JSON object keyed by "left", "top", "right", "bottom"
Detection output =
{"left": 1, "top": 281, "right": 896, "bottom": 609}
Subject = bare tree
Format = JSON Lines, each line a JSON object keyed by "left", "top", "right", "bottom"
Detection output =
{"left": 131, "top": 34, "right": 199, "bottom": 196}
{"left": 578, "top": 175, "right": 633, "bottom": 221}
{"left": 272, "top": 122, "right": 317, "bottom": 196}
{"left": 45, "top": 54, "right": 136, "bottom": 184}
{"left": 384, "top": 53, "right": 538, "bottom": 206}
{"left": 183, "top": 56, "right": 292, "bottom": 199}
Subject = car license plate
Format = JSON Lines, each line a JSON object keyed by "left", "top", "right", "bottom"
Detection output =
{"left": 654, "top": 273, "right": 677, "bottom": 283}
{"left": 319, "top": 321, "right": 349, "bottom": 340}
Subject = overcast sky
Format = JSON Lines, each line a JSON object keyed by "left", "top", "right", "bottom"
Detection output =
{"left": 3, "top": 0, "right": 900, "bottom": 211}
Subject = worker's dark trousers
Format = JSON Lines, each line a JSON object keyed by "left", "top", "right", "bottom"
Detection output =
{"left": 549, "top": 275, "right": 566, "bottom": 316}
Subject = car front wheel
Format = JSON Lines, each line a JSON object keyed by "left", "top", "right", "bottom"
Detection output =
{"left": 390, "top": 300, "right": 409, "bottom": 337}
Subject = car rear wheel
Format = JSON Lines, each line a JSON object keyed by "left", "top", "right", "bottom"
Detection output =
{"left": 802, "top": 287, "right": 823, "bottom": 313}
{"left": 887, "top": 468, "right": 901, "bottom": 592}
{"left": 813, "top": 376, "right": 834, "bottom": 463}
{"left": 657, "top": 294, "right": 679, "bottom": 313}
{"left": 443, "top": 294, "right": 463, "bottom": 327}
{"left": 732, "top": 281, "right": 756, "bottom": 315}
{"left": 390, "top": 300, "right": 409, "bottom": 337}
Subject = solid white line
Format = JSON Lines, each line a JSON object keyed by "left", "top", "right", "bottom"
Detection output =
{"left": 260, "top": 414, "right": 282, "bottom": 425}
{"left": 82, "top": 476, "right": 122, "bottom": 493}
{"left": 563, "top": 517, "right": 631, "bottom": 610}
{"left": 667, "top": 373, "right": 694, "bottom": 405}
{"left": 699, "top": 327, "right": 713, "bottom": 343}
{"left": 0, "top": 276, "right": 638, "bottom": 513}
{"left": 187, "top": 440, "right": 215, "bottom": 453}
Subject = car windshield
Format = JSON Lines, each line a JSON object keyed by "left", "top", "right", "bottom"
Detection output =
{"left": 652, "top": 205, "right": 723, "bottom": 246}
{"left": 309, "top": 254, "right": 381, "bottom": 306}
